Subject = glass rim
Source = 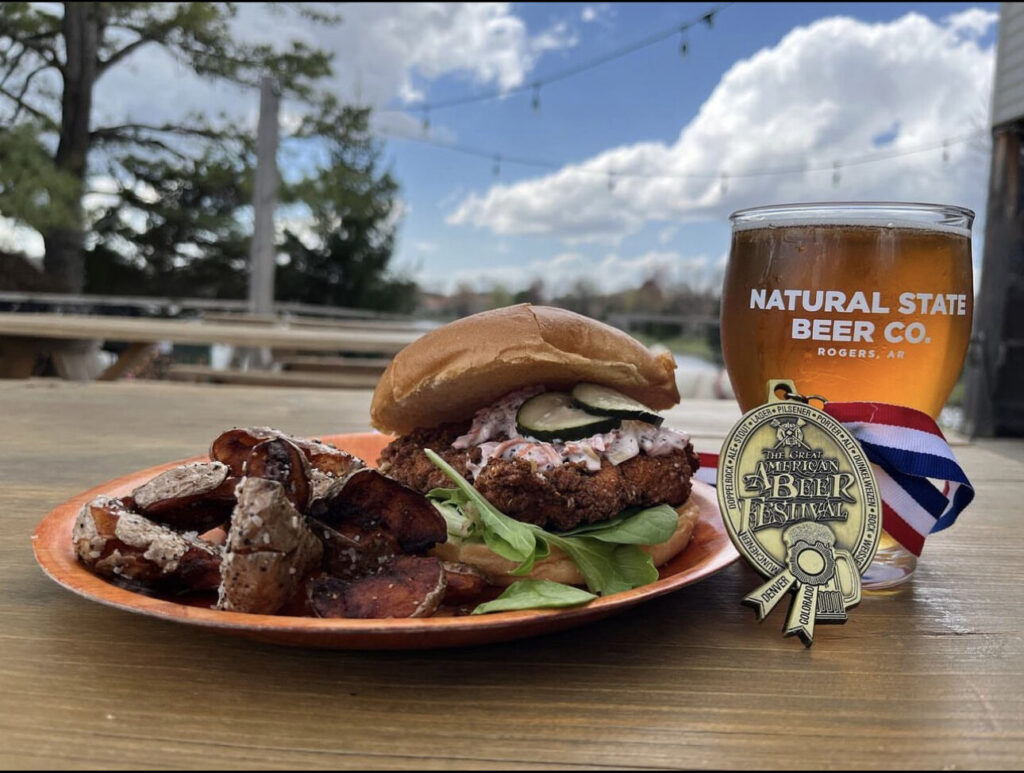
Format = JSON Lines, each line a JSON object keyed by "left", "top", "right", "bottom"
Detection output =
{"left": 730, "top": 201, "right": 975, "bottom": 230}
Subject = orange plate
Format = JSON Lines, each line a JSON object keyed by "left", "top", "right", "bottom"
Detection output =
{"left": 32, "top": 433, "right": 738, "bottom": 650}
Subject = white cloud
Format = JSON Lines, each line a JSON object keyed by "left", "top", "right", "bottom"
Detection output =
{"left": 581, "top": 4, "right": 614, "bottom": 27}
{"left": 447, "top": 11, "right": 996, "bottom": 242}
{"left": 0, "top": 216, "right": 44, "bottom": 259}
{"left": 92, "top": 3, "right": 577, "bottom": 131}
{"left": 945, "top": 7, "right": 999, "bottom": 37}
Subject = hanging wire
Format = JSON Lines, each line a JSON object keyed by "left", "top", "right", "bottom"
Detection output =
{"left": 377, "top": 128, "right": 987, "bottom": 182}
{"left": 380, "top": 3, "right": 732, "bottom": 115}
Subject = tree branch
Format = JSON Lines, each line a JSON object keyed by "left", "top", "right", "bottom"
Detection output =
{"left": 9, "top": 60, "right": 50, "bottom": 123}
{"left": 0, "top": 41, "right": 29, "bottom": 91}
{"left": 91, "top": 130, "right": 192, "bottom": 161}
{"left": 0, "top": 82, "right": 55, "bottom": 126}
{"left": 91, "top": 122, "right": 245, "bottom": 143}
{"left": 96, "top": 35, "right": 154, "bottom": 75}
{"left": 17, "top": 35, "right": 61, "bottom": 72}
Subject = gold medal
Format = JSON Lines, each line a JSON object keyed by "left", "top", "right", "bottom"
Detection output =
{"left": 717, "top": 380, "right": 881, "bottom": 645}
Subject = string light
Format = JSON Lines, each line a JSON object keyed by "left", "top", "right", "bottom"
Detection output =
{"left": 832, "top": 161, "right": 841, "bottom": 187}
{"left": 378, "top": 128, "right": 988, "bottom": 183}
{"left": 492, "top": 153, "right": 502, "bottom": 178}
{"left": 381, "top": 3, "right": 732, "bottom": 115}
{"left": 531, "top": 83, "right": 541, "bottom": 112}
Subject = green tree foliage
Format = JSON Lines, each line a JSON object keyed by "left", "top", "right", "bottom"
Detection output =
{"left": 1, "top": 2, "right": 413, "bottom": 311}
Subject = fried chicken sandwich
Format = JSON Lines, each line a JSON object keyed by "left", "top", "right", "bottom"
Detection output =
{"left": 371, "top": 304, "right": 701, "bottom": 595}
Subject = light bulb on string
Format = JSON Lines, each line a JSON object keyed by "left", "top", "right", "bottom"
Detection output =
{"left": 608, "top": 170, "right": 616, "bottom": 192}
{"left": 421, "top": 108, "right": 430, "bottom": 135}
{"left": 531, "top": 82, "right": 541, "bottom": 112}
{"left": 832, "top": 161, "right": 841, "bottom": 188}
{"left": 702, "top": 11, "right": 715, "bottom": 28}
{"left": 719, "top": 172, "right": 728, "bottom": 196}
{"left": 943, "top": 140, "right": 950, "bottom": 164}
{"left": 679, "top": 32, "right": 689, "bottom": 58}
{"left": 492, "top": 154, "right": 502, "bottom": 178}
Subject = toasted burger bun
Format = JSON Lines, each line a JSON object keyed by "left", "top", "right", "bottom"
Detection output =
{"left": 370, "top": 304, "right": 680, "bottom": 435}
{"left": 430, "top": 500, "right": 698, "bottom": 587}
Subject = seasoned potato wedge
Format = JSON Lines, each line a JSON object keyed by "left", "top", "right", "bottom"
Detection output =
{"left": 313, "top": 518, "right": 401, "bottom": 580}
{"left": 210, "top": 427, "right": 364, "bottom": 477}
{"left": 216, "top": 478, "right": 323, "bottom": 614}
{"left": 131, "top": 462, "right": 237, "bottom": 532}
{"left": 311, "top": 469, "right": 447, "bottom": 554}
{"left": 245, "top": 438, "right": 312, "bottom": 511}
{"left": 73, "top": 496, "right": 221, "bottom": 591}
{"left": 308, "top": 556, "right": 446, "bottom": 619}
{"left": 441, "top": 561, "right": 497, "bottom": 605}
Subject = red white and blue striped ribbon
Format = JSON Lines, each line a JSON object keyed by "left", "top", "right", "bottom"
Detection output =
{"left": 695, "top": 401, "right": 974, "bottom": 556}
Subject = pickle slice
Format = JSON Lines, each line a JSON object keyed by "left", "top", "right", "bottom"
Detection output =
{"left": 571, "top": 383, "right": 664, "bottom": 427}
{"left": 515, "top": 392, "right": 620, "bottom": 441}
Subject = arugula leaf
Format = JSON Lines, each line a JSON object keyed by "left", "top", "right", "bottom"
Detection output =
{"left": 555, "top": 504, "right": 678, "bottom": 544}
{"left": 544, "top": 533, "right": 659, "bottom": 595}
{"left": 472, "top": 579, "right": 597, "bottom": 615}
{"left": 424, "top": 450, "right": 536, "bottom": 563}
{"left": 424, "top": 449, "right": 666, "bottom": 599}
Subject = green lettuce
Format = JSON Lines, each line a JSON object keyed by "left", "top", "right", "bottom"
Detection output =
{"left": 471, "top": 579, "right": 597, "bottom": 615}
{"left": 423, "top": 449, "right": 679, "bottom": 610}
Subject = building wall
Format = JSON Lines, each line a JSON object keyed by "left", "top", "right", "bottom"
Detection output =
{"left": 992, "top": 3, "right": 1024, "bottom": 128}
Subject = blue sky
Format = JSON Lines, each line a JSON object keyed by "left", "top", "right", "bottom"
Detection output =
{"left": 372, "top": 2, "right": 998, "bottom": 294}
{"left": 3, "top": 2, "right": 1001, "bottom": 297}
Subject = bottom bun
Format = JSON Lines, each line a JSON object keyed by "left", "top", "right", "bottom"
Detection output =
{"left": 430, "top": 500, "right": 699, "bottom": 587}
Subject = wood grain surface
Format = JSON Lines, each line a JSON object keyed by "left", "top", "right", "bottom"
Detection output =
{"left": 3, "top": 380, "right": 1022, "bottom": 770}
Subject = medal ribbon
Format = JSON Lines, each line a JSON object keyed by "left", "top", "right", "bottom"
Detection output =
{"left": 695, "top": 401, "right": 975, "bottom": 556}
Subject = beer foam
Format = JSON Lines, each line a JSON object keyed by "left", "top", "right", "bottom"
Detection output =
{"left": 731, "top": 218, "right": 972, "bottom": 238}
{"left": 731, "top": 204, "right": 973, "bottom": 238}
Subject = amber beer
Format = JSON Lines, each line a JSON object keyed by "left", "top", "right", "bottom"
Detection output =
{"left": 721, "top": 203, "right": 974, "bottom": 587}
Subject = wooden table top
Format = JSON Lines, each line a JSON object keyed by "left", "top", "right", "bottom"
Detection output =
{"left": 0, "top": 312, "right": 422, "bottom": 353}
{"left": 4, "top": 380, "right": 1022, "bottom": 769}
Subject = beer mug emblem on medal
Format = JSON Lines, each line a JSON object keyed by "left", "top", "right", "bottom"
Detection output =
{"left": 721, "top": 202, "right": 974, "bottom": 588}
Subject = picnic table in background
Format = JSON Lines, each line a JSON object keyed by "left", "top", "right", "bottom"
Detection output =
{"left": 5, "top": 379, "right": 1023, "bottom": 769}
{"left": 0, "top": 311, "right": 426, "bottom": 386}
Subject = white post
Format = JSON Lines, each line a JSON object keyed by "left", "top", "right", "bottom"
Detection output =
{"left": 249, "top": 76, "right": 280, "bottom": 317}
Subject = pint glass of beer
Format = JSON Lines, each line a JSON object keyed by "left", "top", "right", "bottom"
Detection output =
{"left": 721, "top": 202, "right": 974, "bottom": 587}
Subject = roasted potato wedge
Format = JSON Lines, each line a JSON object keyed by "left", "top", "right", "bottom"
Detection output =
{"left": 73, "top": 496, "right": 221, "bottom": 591}
{"left": 217, "top": 477, "right": 323, "bottom": 614}
{"left": 313, "top": 518, "right": 401, "bottom": 580}
{"left": 311, "top": 469, "right": 447, "bottom": 553}
{"left": 210, "top": 427, "right": 364, "bottom": 477}
{"left": 245, "top": 438, "right": 312, "bottom": 511}
{"left": 441, "top": 561, "right": 497, "bottom": 605}
{"left": 131, "top": 462, "right": 237, "bottom": 532}
{"left": 308, "top": 556, "right": 446, "bottom": 619}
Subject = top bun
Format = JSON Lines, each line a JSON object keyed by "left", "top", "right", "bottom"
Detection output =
{"left": 370, "top": 304, "right": 680, "bottom": 435}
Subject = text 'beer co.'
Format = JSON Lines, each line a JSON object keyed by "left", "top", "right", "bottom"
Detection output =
{"left": 723, "top": 220, "right": 972, "bottom": 417}
{"left": 717, "top": 382, "right": 880, "bottom": 645}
